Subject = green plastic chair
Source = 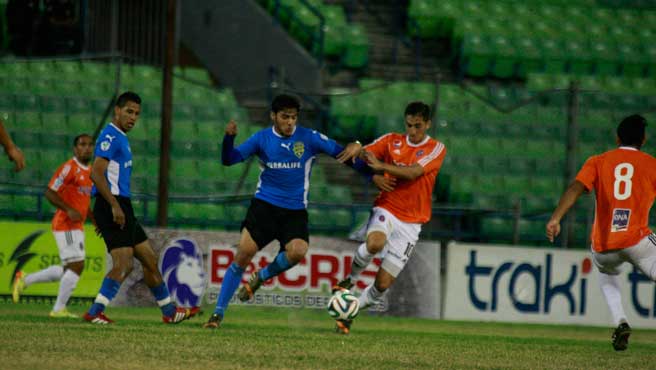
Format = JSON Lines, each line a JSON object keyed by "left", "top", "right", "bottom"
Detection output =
{"left": 462, "top": 35, "right": 491, "bottom": 77}
{"left": 341, "top": 24, "right": 369, "bottom": 69}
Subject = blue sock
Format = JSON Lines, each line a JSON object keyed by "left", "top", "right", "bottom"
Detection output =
{"left": 258, "top": 252, "right": 293, "bottom": 281}
{"left": 213, "top": 262, "right": 245, "bottom": 317}
{"left": 88, "top": 277, "right": 121, "bottom": 315}
{"left": 150, "top": 283, "right": 176, "bottom": 317}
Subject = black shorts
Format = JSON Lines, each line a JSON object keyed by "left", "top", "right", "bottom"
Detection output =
{"left": 93, "top": 195, "right": 148, "bottom": 251}
{"left": 242, "top": 198, "right": 309, "bottom": 250}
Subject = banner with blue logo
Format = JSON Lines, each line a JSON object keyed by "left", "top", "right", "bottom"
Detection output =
{"left": 444, "top": 243, "right": 656, "bottom": 329}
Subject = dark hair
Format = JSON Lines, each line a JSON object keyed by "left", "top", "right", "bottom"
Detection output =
{"left": 116, "top": 91, "right": 142, "bottom": 107}
{"left": 73, "top": 133, "right": 92, "bottom": 146}
{"left": 271, "top": 94, "right": 300, "bottom": 113}
{"left": 404, "top": 101, "right": 431, "bottom": 121}
{"left": 617, "top": 114, "right": 647, "bottom": 148}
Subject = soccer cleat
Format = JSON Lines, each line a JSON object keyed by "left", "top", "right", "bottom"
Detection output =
{"left": 237, "top": 271, "right": 263, "bottom": 302}
{"left": 332, "top": 277, "right": 354, "bottom": 293}
{"left": 83, "top": 311, "right": 114, "bottom": 324}
{"left": 335, "top": 319, "right": 352, "bottom": 335}
{"left": 49, "top": 308, "right": 79, "bottom": 319}
{"left": 162, "top": 306, "right": 200, "bottom": 324}
{"left": 612, "top": 322, "right": 631, "bottom": 351}
{"left": 12, "top": 271, "right": 25, "bottom": 304}
{"left": 202, "top": 313, "right": 223, "bottom": 329}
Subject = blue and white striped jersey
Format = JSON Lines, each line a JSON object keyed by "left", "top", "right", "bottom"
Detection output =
{"left": 93, "top": 123, "right": 132, "bottom": 197}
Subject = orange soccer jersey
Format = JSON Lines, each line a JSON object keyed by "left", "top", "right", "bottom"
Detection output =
{"left": 576, "top": 147, "right": 656, "bottom": 252}
{"left": 365, "top": 133, "right": 446, "bottom": 224}
{"left": 48, "top": 158, "right": 93, "bottom": 231}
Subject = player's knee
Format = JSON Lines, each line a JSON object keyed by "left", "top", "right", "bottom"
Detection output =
{"left": 367, "top": 234, "right": 386, "bottom": 254}
{"left": 286, "top": 240, "right": 308, "bottom": 263}
{"left": 66, "top": 261, "right": 84, "bottom": 276}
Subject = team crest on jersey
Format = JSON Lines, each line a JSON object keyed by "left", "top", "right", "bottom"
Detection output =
{"left": 158, "top": 238, "right": 206, "bottom": 307}
{"left": 416, "top": 150, "right": 424, "bottom": 157}
{"left": 393, "top": 140, "right": 402, "bottom": 148}
{"left": 293, "top": 142, "right": 305, "bottom": 158}
{"left": 611, "top": 208, "right": 631, "bottom": 232}
{"left": 100, "top": 141, "right": 111, "bottom": 151}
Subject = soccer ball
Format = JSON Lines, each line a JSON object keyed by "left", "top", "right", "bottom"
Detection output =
{"left": 327, "top": 289, "right": 360, "bottom": 321}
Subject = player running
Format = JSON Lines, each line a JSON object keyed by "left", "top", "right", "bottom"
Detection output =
{"left": 203, "top": 94, "right": 384, "bottom": 329}
{"left": 83, "top": 92, "right": 198, "bottom": 324}
{"left": 12, "top": 134, "right": 94, "bottom": 318}
{"left": 334, "top": 102, "right": 446, "bottom": 334}
{"left": 546, "top": 114, "right": 656, "bottom": 351}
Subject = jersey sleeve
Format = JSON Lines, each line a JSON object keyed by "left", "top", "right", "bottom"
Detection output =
{"left": 418, "top": 142, "right": 447, "bottom": 173}
{"left": 94, "top": 133, "right": 120, "bottom": 160}
{"left": 48, "top": 163, "right": 73, "bottom": 191}
{"left": 310, "top": 130, "right": 338, "bottom": 155}
{"left": 575, "top": 156, "right": 598, "bottom": 191}
{"left": 364, "top": 134, "right": 392, "bottom": 159}
{"left": 234, "top": 131, "right": 261, "bottom": 159}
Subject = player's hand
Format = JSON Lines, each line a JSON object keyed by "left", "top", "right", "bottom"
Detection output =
{"left": 6, "top": 145, "right": 25, "bottom": 172}
{"left": 111, "top": 204, "right": 126, "bottom": 229}
{"left": 546, "top": 219, "right": 561, "bottom": 243}
{"left": 373, "top": 174, "right": 396, "bottom": 192}
{"left": 66, "top": 208, "right": 83, "bottom": 222}
{"left": 362, "top": 151, "right": 384, "bottom": 171}
{"left": 336, "top": 141, "right": 362, "bottom": 163}
{"left": 225, "top": 120, "right": 237, "bottom": 136}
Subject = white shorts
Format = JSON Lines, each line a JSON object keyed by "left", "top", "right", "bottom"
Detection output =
{"left": 54, "top": 230, "right": 86, "bottom": 264}
{"left": 591, "top": 234, "right": 656, "bottom": 279}
{"left": 366, "top": 207, "right": 421, "bottom": 278}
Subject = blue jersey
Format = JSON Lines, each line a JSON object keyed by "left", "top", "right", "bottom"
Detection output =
{"left": 93, "top": 123, "right": 133, "bottom": 197}
{"left": 231, "top": 125, "right": 338, "bottom": 210}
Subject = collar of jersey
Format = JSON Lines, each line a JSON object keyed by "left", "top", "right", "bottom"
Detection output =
{"left": 406, "top": 134, "right": 430, "bottom": 147}
{"left": 618, "top": 146, "right": 638, "bottom": 151}
{"left": 110, "top": 123, "right": 127, "bottom": 136}
{"left": 271, "top": 125, "right": 296, "bottom": 138}
{"left": 72, "top": 157, "right": 90, "bottom": 170}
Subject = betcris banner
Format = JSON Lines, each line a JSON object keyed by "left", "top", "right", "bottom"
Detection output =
{"left": 444, "top": 242, "right": 656, "bottom": 328}
{"left": 0, "top": 221, "right": 106, "bottom": 299}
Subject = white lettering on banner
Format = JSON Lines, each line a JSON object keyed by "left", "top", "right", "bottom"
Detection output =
{"left": 444, "top": 243, "right": 656, "bottom": 329}
{"left": 206, "top": 245, "right": 382, "bottom": 308}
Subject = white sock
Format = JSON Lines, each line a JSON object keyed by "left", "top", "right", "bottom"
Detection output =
{"left": 24, "top": 265, "right": 64, "bottom": 288}
{"left": 358, "top": 284, "right": 384, "bottom": 310}
{"left": 349, "top": 243, "right": 374, "bottom": 281}
{"left": 599, "top": 272, "right": 627, "bottom": 326}
{"left": 53, "top": 270, "right": 80, "bottom": 312}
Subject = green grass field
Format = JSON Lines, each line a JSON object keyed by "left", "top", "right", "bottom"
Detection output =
{"left": 2, "top": 302, "right": 656, "bottom": 370}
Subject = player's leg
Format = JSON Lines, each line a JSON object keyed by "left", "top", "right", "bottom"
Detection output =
{"left": 205, "top": 227, "right": 261, "bottom": 328}
{"left": 591, "top": 248, "right": 631, "bottom": 350}
{"left": 50, "top": 230, "right": 85, "bottom": 318}
{"left": 84, "top": 246, "right": 133, "bottom": 323}
{"left": 12, "top": 265, "right": 64, "bottom": 303}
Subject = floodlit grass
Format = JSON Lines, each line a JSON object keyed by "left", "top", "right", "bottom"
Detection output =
{"left": 2, "top": 302, "right": 656, "bottom": 369}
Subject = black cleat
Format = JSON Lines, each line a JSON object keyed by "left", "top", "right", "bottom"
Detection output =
{"left": 612, "top": 322, "right": 631, "bottom": 351}
{"left": 203, "top": 313, "right": 223, "bottom": 329}
{"left": 335, "top": 319, "right": 352, "bottom": 335}
{"left": 332, "top": 278, "right": 354, "bottom": 293}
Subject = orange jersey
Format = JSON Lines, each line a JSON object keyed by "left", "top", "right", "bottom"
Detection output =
{"left": 365, "top": 133, "right": 446, "bottom": 223}
{"left": 576, "top": 147, "right": 656, "bottom": 252}
{"left": 48, "top": 158, "right": 93, "bottom": 231}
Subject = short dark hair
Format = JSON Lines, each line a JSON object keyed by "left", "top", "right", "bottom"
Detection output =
{"left": 73, "top": 133, "right": 92, "bottom": 146}
{"left": 404, "top": 101, "right": 431, "bottom": 121}
{"left": 617, "top": 114, "right": 647, "bottom": 148}
{"left": 271, "top": 94, "right": 300, "bottom": 113}
{"left": 116, "top": 91, "right": 141, "bottom": 108}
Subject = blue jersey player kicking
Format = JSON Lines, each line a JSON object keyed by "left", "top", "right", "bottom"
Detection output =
{"left": 203, "top": 94, "right": 389, "bottom": 329}
{"left": 83, "top": 92, "right": 199, "bottom": 324}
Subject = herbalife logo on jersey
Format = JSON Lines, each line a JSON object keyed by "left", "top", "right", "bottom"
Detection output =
{"left": 611, "top": 208, "right": 630, "bottom": 232}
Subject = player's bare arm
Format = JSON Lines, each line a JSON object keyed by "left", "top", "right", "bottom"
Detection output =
{"left": 0, "top": 121, "right": 25, "bottom": 172}
{"left": 373, "top": 174, "right": 396, "bottom": 192}
{"left": 90, "top": 156, "right": 125, "bottom": 228}
{"left": 335, "top": 141, "right": 363, "bottom": 163}
{"left": 546, "top": 180, "right": 587, "bottom": 242}
{"left": 44, "top": 188, "right": 82, "bottom": 222}
{"left": 225, "top": 120, "right": 237, "bottom": 136}
{"left": 363, "top": 151, "right": 424, "bottom": 180}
